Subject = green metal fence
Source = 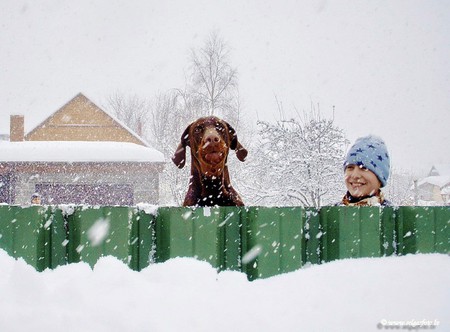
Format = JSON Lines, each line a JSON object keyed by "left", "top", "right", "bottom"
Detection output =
{"left": 241, "top": 207, "right": 304, "bottom": 280}
{"left": 0, "top": 205, "right": 448, "bottom": 279}
{"left": 319, "top": 206, "right": 396, "bottom": 263}
{"left": 396, "top": 206, "right": 449, "bottom": 255}
{"left": 0, "top": 205, "right": 66, "bottom": 272}
{"left": 64, "top": 205, "right": 156, "bottom": 271}
{"left": 155, "top": 206, "right": 242, "bottom": 271}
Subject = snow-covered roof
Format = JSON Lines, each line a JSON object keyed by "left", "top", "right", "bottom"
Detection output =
{"left": 25, "top": 93, "right": 150, "bottom": 147}
{"left": 0, "top": 141, "right": 165, "bottom": 163}
{"left": 417, "top": 175, "right": 450, "bottom": 188}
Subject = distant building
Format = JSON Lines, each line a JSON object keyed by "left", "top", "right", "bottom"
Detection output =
{"left": 415, "top": 164, "right": 450, "bottom": 205}
{"left": 0, "top": 93, "right": 164, "bottom": 205}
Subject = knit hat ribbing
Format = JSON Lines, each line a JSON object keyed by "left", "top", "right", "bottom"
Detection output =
{"left": 344, "top": 135, "right": 390, "bottom": 187}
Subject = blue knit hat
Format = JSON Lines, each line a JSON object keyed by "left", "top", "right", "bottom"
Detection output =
{"left": 344, "top": 135, "right": 390, "bottom": 187}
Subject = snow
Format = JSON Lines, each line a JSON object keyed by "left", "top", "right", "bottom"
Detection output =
{"left": 241, "top": 244, "right": 263, "bottom": 264}
{"left": 136, "top": 203, "right": 159, "bottom": 216}
{"left": 0, "top": 141, "right": 164, "bottom": 163}
{"left": 417, "top": 175, "right": 450, "bottom": 188}
{"left": 87, "top": 218, "right": 110, "bottom": 247}
{"left": 0, "top": 250, "right": 448, "bottom": 332}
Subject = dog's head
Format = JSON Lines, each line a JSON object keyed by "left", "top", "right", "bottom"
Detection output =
{"left": 172, "top": 116, "right": 247, "bottom": 177}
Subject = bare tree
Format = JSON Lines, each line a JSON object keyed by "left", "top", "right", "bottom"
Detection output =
{"left": 148, "top": 90, "right": 180, "bottom": 155}
{"left": 104, "top": 92, "right": 150, "bottom": 139}
{"left": 189, "top": 30, "right": 239, "bottom": 121}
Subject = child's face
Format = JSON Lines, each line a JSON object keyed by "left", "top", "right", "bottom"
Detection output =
{"left": 31, "top": 197, "right": 41, "bottom": 204}
{"left": 344, "top": 164, "right": 381, "bottom": 198}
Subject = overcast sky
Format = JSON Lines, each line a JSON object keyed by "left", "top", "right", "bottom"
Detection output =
{"left": 1, "top": 0, "right": 449, "bottom": 176}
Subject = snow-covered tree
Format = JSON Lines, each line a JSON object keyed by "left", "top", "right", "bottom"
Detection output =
{"left": 384, "top": 168, "right": 415, "bottom": 205}
{"left": 241, "top": 109, "right": 348, "bottom": 208}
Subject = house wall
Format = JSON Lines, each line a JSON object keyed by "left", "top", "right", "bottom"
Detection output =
{"left": 417, "top": 183, "right": 434, "bottom": 201}
{"left": 442, "top": 185, "right": 450, "bottom": 205}
{"left": 1, "top": 162, "right": 162, "bottom": 205}
{"left": 417, "top": 183, "right": 447, "bottom": 204}
{"left": 431, "top": 186, "right": 444, "bottom": 203}
{"left": 25, "top": 94, "right": 145, "bottom": 146}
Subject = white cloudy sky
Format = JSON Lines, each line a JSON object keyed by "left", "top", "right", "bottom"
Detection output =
{"left": 1, "top": 0, "right": 449, "bottom": 175}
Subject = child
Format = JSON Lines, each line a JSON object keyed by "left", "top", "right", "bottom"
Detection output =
{"left": 31, "top": 193, "right": 41, "bottom": 205}
{"left": 340, "top": 135, "right": 391, "bottom": 206}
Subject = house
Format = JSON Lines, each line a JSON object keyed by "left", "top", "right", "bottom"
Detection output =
{"left": 415, "top": 164, "right": 450, "bottom": 205}
{"left": 0, "top": 93, "right": 165, "bottom": 205}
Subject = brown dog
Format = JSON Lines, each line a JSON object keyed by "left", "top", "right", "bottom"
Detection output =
{"left": 172, "top": 116, "right": 247, "bottom": 206}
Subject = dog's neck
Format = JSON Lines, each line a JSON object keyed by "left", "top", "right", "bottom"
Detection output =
{"left": 201, "top": 175, "right": 224, "bottom": 188}
{"left": 191, "top": 173, "right": 233, "bottom": 206}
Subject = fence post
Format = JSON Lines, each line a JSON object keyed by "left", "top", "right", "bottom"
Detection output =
{"left": 131, "top": 206, "right": 157, "bottom": 271}
{"left": 303, "top": 207, "right": 321, "bottom": 265}
{"left": 219, "top": 206, "right": 243, "bottom": 271}
{"left": 434, "top": 207, "right": 450, "bottom": 254}
{"left": 380, "top": 206, "right": 396, "bottom": 256}
{"left": 46, "top": 206, "right": 68, "bottom": 269}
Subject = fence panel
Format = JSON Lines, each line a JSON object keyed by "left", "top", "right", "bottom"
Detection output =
{"left": 66, "top": 206, "right": 134, "bottom": 268}
{"left": 241, "top": 207, "right": 303, "bottom": 280}
{"left": 155, "top": 207, "right": 242, "bottom": 271}
{"left": 320, "top": 207, "right": 390, "bottom": 263}
{"left": 396, "top": 206, "right": 450, "bottom": 255}
{"left": 0, "top": 205, "right": 66, "bottom": 271}
{"left": 434, "top": 207, "right": 450, "bottom": 254}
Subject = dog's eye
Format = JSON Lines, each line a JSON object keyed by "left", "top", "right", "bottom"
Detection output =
{"left": 215, "top": 123, "right": 224, "bottom": 131}
{"left": 194, "top": 126, "right": 203, "bottom": 134}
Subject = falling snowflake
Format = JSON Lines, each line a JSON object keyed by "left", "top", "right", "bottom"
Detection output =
{"left": 87, "top": 218, "right": 110, "bottom": 247}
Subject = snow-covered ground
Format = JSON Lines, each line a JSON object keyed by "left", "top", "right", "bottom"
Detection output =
{"left": 0, "top": 250, "right": 448, "bottom": 332}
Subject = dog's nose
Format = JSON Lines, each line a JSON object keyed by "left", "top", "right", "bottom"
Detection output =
{"left": 205, "top": 132, "right": 221, "bottom": 144}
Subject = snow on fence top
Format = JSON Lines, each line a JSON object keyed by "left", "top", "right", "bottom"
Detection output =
{"left": 0, "top": 141, "right": 165, "bottom": 163}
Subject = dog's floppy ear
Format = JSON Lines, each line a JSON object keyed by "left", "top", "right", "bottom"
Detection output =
{"left": 227, "top": 123, "right": 248, "bottom": 162}
{"left": 172, "top": 124, "right": 191, "bottom": 168}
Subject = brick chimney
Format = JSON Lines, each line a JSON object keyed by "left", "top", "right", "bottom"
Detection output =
{"left": 10, "top": 115, "right": 25, "bottom": 142}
